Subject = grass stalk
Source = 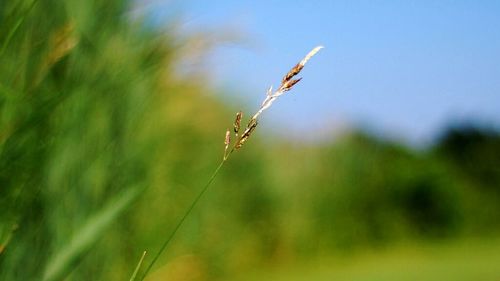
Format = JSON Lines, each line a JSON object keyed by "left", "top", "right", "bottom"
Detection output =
{"left": 139, "top": 46, "right": 322, "bottom": 281}
{"left": 139, "top": 160, "right": 227, "bottom": 280}
{"left": 129, "top": 251, "right": 147, "bottom": 281}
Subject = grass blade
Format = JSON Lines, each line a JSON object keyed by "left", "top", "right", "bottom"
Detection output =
{"left": 0, "top": 0, "right": 39, "bottom": 57}
{"left": 42, "top": 187, "right": 141, "bottom": 281}
{"left": 129, "top": 251, "right": 147, "bottom": 281}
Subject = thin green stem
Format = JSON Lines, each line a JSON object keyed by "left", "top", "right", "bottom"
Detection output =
{"left": 129, "top": 251, "right": 147, "bottom": 281}
{"left": 139, "top": 159, "right": 228, "bottom": 281}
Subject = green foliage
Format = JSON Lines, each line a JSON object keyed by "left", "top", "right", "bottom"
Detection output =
{"left": 434, "top": 125, "right": 500, "bottom": 232}
{"left": 0, "top": 0, "right": 186, "bottom": 279}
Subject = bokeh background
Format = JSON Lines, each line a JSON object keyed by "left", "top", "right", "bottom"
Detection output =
{"left": 1, "top": 0, "right": 500, "bottom": 280}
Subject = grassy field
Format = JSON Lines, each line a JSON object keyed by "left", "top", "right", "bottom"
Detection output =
{"left": 229, "top": 239, "right": 500, "bottom": 281}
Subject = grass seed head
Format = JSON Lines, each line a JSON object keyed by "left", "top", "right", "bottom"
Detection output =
{"left": 234, "top": 111, "right": 243, "bottom": 135}
{"left": 223, "top": 129, "right": 231, "bottom": 160}
{"left": 282, "top": 63, "right": 304, "bottom": 84}
{"left": 225, "top": 45, "right": 322, "bottom": 155}
{"left": 235, "top": 120, "right": 258, "bottom": 149}
{"left": 224, "top": 129, "right": 231, "bottom": 146}
{"left": 282, "top": 78, "right": 302, "bottom": 92}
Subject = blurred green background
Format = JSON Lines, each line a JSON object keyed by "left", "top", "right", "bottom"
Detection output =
{"left": 1, "top": 0, "right": 500, "bottom": 280}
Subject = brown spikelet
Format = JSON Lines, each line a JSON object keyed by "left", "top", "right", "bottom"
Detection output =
{"left": 234, "top": 111, "right": 243, "bottom": 135}
{"left": 246, "top": 117, "right": 257, "bottom": 129}
{"left": 235, "top": 120, "right": 258, "bottom": 149}
{"left": 282, "top": 63, "right": 304, "bottom": 83}
{"left": 282, "top": 78, "right": 302, "bottom": 92}
{"left": 223, "top": 129, "right": 231, "bottom": 160}
{"left": 224, "top": 129, "right": 231, "bottom": 146}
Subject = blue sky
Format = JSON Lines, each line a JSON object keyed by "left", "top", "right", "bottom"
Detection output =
{"left": 149, "top": 0, "right": 500, "bottom": 145}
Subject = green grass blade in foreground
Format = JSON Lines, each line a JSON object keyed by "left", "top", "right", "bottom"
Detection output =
{"left": 42, "top": 187, "right": 142, "bottom": 281}
{"left": 140, "top": 160, "right": 226, "bottom": 281}
{"left": 129, "top": 251, "right": 147, "bottom": 281}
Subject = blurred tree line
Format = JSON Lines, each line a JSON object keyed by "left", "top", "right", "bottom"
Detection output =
{"left": 1, "top": 0, "right": 499, "bottom": 280}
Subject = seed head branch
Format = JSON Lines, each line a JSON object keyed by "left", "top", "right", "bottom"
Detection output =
{"left": 222, "top": 45, "right": 323, "bottom": 159}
